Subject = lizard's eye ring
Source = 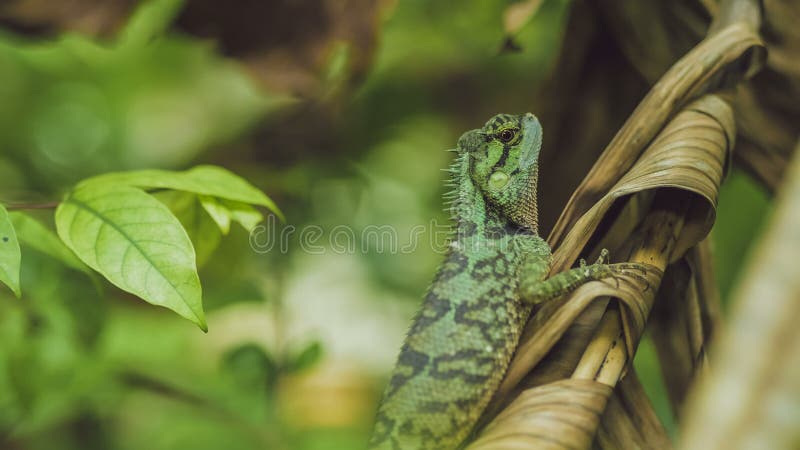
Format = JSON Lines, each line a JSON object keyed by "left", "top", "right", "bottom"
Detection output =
{"left": 498, "top": 129, "right": 516, "bottom": 143}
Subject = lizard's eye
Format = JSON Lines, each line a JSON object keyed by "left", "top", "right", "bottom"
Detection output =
{"left": 498, "top": 129, "right": 516, "bottom": 143}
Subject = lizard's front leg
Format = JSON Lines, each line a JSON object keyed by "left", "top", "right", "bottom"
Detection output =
{"left": 518, "top": 249, "right": 650, "bottom": 305}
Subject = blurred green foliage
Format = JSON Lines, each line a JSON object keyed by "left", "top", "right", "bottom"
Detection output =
{"left": 0, "top": 0, "right": 771, "bottom": 449}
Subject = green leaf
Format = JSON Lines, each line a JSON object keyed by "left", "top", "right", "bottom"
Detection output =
{"left": 199, "top": 196, "right": 264, "bottom": 233}
{"left": 198, "top": 195, "right": 231, "bottom": 235}
{"left": 156, "top": 191, "right": 222, "bottom": 268}
{"left": 55, "top": 184, "right": 206, "bottom": 330}
{"left": 79, "top": 165, "right": 283, "bottom": 220}
{"left": 284, "top": 341, "right": 323, "bottom": 374}
{"left": 0, "top": 205, "right": 21, "bottom": 297}
{"left": 8, "top": 212, "right": 90, "bottom": 275}
{"left": 222, "top": 343, "right": 278, "bottom": 389}
{"left": 118, "top": 0, "right": 185, "bottom": 47}
{"left": 222, "top": 200, "right": 264, "bottom": 232}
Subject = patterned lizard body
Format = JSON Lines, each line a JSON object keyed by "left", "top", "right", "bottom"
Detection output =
{"left": 369, "top": 113, "right": 624, "bottom": 449}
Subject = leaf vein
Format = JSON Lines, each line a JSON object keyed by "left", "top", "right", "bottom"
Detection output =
{"left": 64, "top": 195, "right": 198, "bottom": 318}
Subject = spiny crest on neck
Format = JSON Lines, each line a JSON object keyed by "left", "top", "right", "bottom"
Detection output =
{"left": 442, "top": 150, "right": 470, "bottom": 224}
{"left": 446, "top": 113, "right": 543, "bottom": 234}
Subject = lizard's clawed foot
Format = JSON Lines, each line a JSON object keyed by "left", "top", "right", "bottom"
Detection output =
{"left": 580, "top": 248, "right": 609, "bottom": 270}
{"left": 613, "top": 262, "right": 650, "bottom": 276}
{"left": 608, "top": 263, "right": 658, "bottom": 292}
{"left": 596, "top": 248, "right": 609, "bottom": 265}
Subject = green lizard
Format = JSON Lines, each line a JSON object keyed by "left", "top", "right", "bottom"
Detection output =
{"left": 369, "top": 113, "right": 642, "bottom": 450}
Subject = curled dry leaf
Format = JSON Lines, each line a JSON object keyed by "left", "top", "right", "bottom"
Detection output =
{"left": 647, "top": 239, "right": 720, "bottom": 415}
{"left": 469, "top": 379, "right": 612, "bottom": 450}
{"left": 593, "top": 0, "right": 798, "bottom": 193}
{"left": 596, "top": 370, "right": 674, "bottom": 450}
{"left": 726, "top": 0, "right": 800, "bottom": 191}
{"left": 679, "top": 141, "right": 800, "bottom": 450}
{"left": 470, "top": 92, "right": 735, "bottom": 449}
{"left": 549, "top": 22, "right": 763, "bottom": 247}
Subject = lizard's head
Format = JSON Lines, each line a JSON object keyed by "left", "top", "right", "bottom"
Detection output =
{"left": 457, "top": 112, "right": 542, "bottom": 230}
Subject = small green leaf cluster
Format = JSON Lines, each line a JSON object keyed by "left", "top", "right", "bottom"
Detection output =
{"left": 0, "top": 165, "right": 281, "bottom": 331}
{"left": 221, "top": 340, "right": 323, "bottom": 391}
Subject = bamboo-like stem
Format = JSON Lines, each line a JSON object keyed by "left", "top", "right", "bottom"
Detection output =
{"left": 570, "top": 191, "right": 687, "bottom": 387}
{"left": 595, "top": 334, "right": 626, "bottom": 386}
{"left": 572, "top": 309, "right": 621, "bottom": 380}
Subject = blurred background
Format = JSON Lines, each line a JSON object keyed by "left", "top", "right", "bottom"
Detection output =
{"left": 0, "top": 1, "right": 771, "bottom": 449}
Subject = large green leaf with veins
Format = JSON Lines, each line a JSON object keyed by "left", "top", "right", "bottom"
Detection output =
{"left": 0, "top": 205, "right": 21, "bottom": 297}
{"left": 55, "top": 184, "right": 206, "bottom": 330}
{"left": 78, "top": 165, "right": 283, "bottom": 220}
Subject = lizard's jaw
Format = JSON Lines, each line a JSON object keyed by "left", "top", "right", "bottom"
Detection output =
{"left": 505, "top": 163, "right": 539, "bottom": 234}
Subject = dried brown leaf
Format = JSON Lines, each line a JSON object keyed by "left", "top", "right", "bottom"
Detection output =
{"left": 469, "top": 379, "right": 613, "bottom": 450}
{"left": 549, "top": 23, "right": 763, "bottom": 247}
{"left": 679, "top": 140, "right": 800, "bottom": 450}
{"left": 648, "top": 239, "right": 719, "bottom": 415}
{"left": 472, "top": 92, "right": 735, "bottom": 449}
{"left": 595, "top": 370, "right": 674, "bottom": 450}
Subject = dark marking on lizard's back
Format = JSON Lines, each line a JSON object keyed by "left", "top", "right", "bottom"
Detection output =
{"left": 453, "top": 299, "right": 506, "bottom": 347}
{"left": 458, "top": 220, "right": 478, "bottom": 239}
{"left": 385, "top": 345, "right": 430, "bottom": 397}
{"left": 372, "top": 412, "right": 395, "bottom": 447}
{"left": 419, "top": 400, "right": 450, "bottom": 414}
{"left": 436, "top": 251, "right": 470, "bottom": 282}
{"left": 470, "top": 253, "right": 510, "bottom": 282}
{"left": 429, "top": 349, "right": 494, "bottom": 384}
{"left": 408, "top": 292, "right": 451, "bottom": 335}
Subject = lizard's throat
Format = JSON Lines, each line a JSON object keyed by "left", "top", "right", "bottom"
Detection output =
{"left": 503, "top": 164, "right": 539, "bottom": 234}
{"left": 453, "top": 164, "right": 539, "bottom": 238}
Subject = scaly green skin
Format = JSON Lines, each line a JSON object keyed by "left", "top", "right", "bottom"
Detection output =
{"left": 370, "top": 113, "right": 621, "bottom": 450}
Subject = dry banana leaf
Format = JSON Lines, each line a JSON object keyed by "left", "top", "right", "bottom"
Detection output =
{"left": 648, "top": 239, "right": 719, "bottom": 415}
{"left": 532, "top": 0, "right": 650, "bottom": 235}
{"left": 726, "top": 0, "right": 800, "bottom": 192}
{"left": 595, "top": 370, "right": 674, "bottom": 450}
{"left": 464, "top": 4, "right": 768, "bottom": 446}
{"left": 471, "top": 379, "right": 613, "bottom": 449}
{"left": 469, "top": 92, "right": 735, "bottom": 449}
{"left": 548, "top": 21, "right": 762, "bottom": 248}
{"left": 591, "top": 0, "right": 798, "bottom": 193}
{"left": 679, "top": 141, "right": 800, "bottom": 450}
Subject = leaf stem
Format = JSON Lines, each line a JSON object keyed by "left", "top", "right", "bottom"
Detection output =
{"left": 5, "top": 201, "right": 60, "bottom": 211}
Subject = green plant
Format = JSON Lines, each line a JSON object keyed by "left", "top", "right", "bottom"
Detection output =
{"left": 2, "top": 165, "right": 280, "bottom": 331}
